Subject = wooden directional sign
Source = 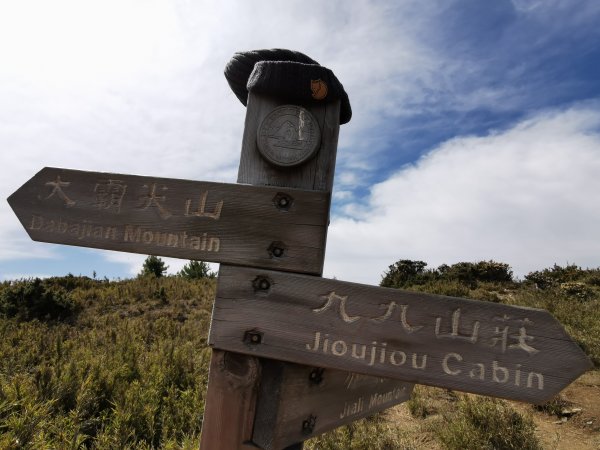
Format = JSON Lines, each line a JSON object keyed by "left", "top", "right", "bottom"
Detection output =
{"left": 8, "top": 167, "right": 330, "bottom": 274}
{"left": 253, "top": 360, "right": 413, "bottom": 450}
{"left": 209, "top": 265, "right": 593, "bottom": 404}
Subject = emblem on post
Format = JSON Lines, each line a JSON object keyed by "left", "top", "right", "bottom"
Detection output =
{"left": 311, "top": 79, "right": 328, "bottom": 100}
{"left": 257, "top": 105, "right": 321, "bottom": 167}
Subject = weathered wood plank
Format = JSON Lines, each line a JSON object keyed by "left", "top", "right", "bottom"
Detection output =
{"left": 252, "top": 360, "right": 413, "bottom": 450}
{"left": 200, "top": 350, "right": 261, "bottom": 449}
{"left": 8, "top": 167, "right": 329, "bottom": 274}
{"left": 209, "top": 265, "right": 593, "bottom": 404}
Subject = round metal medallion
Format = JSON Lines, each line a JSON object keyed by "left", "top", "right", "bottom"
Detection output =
{"left": 257, "top": 105, "right": 321, "bottom": 167}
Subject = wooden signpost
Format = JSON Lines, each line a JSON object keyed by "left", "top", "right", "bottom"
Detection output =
{"left": 8, "top": 167, "right": 329, "bottom": 275}
{"left": 7, "top": 50, "right": 593, "bottom": 449}
{"left": 209, "top": 265, "right": 592, "bottom": 405}
{"left": 198, "top": 90, "right": 413, "bottom": 449}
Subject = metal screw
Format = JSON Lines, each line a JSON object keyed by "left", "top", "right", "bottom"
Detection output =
{"left": 273, "top": 193, "right": 294, "bottom": 211}
{"left": 253, "top": 276, "right": 271, "bottom": 292}
{"left": 301, "top": 414, "right": 317, "bottom": 435}
{"left": 268, "top": 241, "right": 286, "bottom": 258}
{"left": 244, "top": 330, "right": 263, "bottom": 345}
{"left": 309, "top": 368, "right": 324, "bottom": 385}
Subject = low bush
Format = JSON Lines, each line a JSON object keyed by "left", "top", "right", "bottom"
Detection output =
{"left": 533, "top": 395, "right": 573, "bottom": 417}
{"left": 139, "top": 256, "right": 168, "bottom": 278}
{"left": 0, "top": 278, "right": 79, "bottom": 321}
{"left": 381, "top": 259, "right": 513, "bottom": 290}
{"left": 306, "top": 413, "right": 408, "bottom": 450}
{"left": 178, "top": 260, "right": 216, "bottom": 279}
{"left": 525, "top": 263, "right": 589, "bottom": 289}
{"left": 436, "top": 396, "right": 541, "bottom": 450}
{"left": 0, "top": 276, "right": 213, "bottom": 448}
{"left": 407, "top": 385, "right": 444, "bottom": 419}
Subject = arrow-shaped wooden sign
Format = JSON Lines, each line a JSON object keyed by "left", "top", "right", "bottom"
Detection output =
{"left": 8, "top": 167, "right": 330, "bottom": 274}
{"left": 209, "top": 265, "right": 593, "bottom": 404}
{"left": 253, "top": 360, "right": 413, "bottom": 449}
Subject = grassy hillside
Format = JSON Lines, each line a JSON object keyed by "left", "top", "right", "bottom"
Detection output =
{"left": 0, "top": 261, "right": 598, "bottom": 449}
{"left": 0, "top": 275, "right": 214, "bottom": 449}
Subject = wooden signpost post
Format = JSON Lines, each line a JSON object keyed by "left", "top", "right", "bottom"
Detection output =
{"left": 198, "top": 88, "right": 414, "bottom": 449}
{"left": 7, "top": 50, "right": 593, "bottom": 449}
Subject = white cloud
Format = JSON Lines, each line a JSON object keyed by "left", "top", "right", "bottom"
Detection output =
{"left": 510, "top": 0, "right": 544, "bottom": 13}
{"left": 511, "top": 0, "right": 600, "bottom": 23}
{"left": 333, "top": 190, "right": 353, "bottom": 201}
{"left": 325, "top": 104, "right": 600, "bottom": 284}
{"left": 0, "top": 0, "right": 441, "bottom": 266}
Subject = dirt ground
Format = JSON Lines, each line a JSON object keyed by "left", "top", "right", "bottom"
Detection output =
{"left": 520, "top": 370, "right": 600, "bottom": 450}
{"left": 386, "top": 370, "right": 600, "bottom": 449}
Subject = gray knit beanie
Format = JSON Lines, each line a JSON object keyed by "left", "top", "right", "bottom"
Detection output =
{"left": 224, "top": 49, "right": 352, "bottom": 125}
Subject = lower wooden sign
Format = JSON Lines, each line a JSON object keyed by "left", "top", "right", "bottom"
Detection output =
{"left": 8, "top": 167, "right": 330, "bottom": 274}
{"left": 253, "top": 360, "right": 413, "bottom": 449}
{"left": 209, "top": 265, "right": 592, "bottom": 404}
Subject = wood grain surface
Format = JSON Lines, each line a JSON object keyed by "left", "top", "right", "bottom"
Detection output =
{"left": 252, "top": 360, "right": 413, "bottom": 449}
{"left": 199, "top": 350, "right": 261, "bottom": 449}
{"left": 209, "top": 265, "right": 593, "bottom": 404}
{"left": 8, "top": 167, "right": 329, "bottom": 274}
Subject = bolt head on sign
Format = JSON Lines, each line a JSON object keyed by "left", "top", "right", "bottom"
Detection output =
{"left": 257, "top": 105, "right": 321, "bottom": 167}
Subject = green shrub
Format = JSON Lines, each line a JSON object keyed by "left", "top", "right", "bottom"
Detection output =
{"left": 437, "top": 396, "right": 541, "bottom": 450}
{"left": 0, "top": 276, "right": 214, "bottom": 448}
{"left": 0, "top": 278, "right": 79, "bottom": 321}
{"left": 582, "top": 271, "right": 600, "bottom": 286}
{"left": 154, "top": 286, "right": 168, "bottom": 304}
{"left": 407, "top": 385, "right": 442, "bottom": 419}
{"left": 525, "top": 264, "right": 585, "bottom": 289}
{"left": 380, "top": 259, "right": 429, "bottom": 288}
{"left": 45, "top": 274, "right": 98, "bottom": 291}
{"left": 178, "top": 261, "right": 215, "bottom": 279}
{"left": 411, "top": 280, "right": 471, "bottom": 298}
{"left": 140, "top": 256, "right": 168, "bottom": 278}
{"left": 381, "top": 259, "right": 513, "bottom": 290}
{"left": 559, "top": 282, "right": 596, "bottom": 301}
{"left": 306, "top": 413, "right": 408, "bottom": 450}
{"left": 439, "top": 261, "right": 513, "bottom": 287}
{"left": 533, "top": 395, "right": 572, "bottom": 417}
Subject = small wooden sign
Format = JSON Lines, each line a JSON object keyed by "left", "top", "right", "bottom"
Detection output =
{"left": 209, "top": 265, "right": 593, "bottom": 404}
{"left": 7, "top": 167, "right": 330, "bottom": 274}
{"left": 253, "top": 360, "right": 413, "bottom": 450}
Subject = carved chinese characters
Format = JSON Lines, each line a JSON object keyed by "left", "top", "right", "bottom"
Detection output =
{"left": 44, "top": 176, "right": 76, "bottom": 206}
{"left": 94, "top": 179, "right": 127, "bottom": 212}
{"left": 209, "top": 265, "right": 593, "bottom": 404}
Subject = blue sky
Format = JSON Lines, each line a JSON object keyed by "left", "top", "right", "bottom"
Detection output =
{"left": 1, "top": 0, "right": 600, "bottom": 284}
